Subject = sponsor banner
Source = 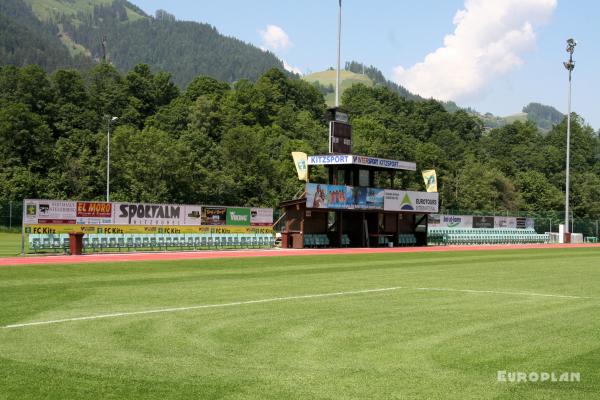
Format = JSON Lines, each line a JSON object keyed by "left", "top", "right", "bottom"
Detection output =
{"left": 23, "top": 200, "right": 77, "bottom": 225}
{"left": 473, "top": 216, "right": 495, "bottom": 229}
{"left": 25, "top": 225, "right": 272, "bottom": 235}
{"left": 384, "top": 190, "right": 439, "bottom": 213}
{"left": 76, "top": 201, "right": 113, "bottom": 224}
{"left": 202, "top": 207, "right": 226, "bottom": 225}
{"left": 251, "top": 208, "right": 273, "bottom": 226}
{"left": 226, "top": 207, "right": 251, "bottom": 226}
{"left": 430, "top": 215, "right": 536, "bottom": 230}
{"left": 113, "top": 202, "right": 184, "bottom": 225}
{"left": 306, "top": 183, "right": 349, "bottom": 209}
{"left": 428, "top": 214, "right": 473, "bottom": 228}
{"left": 183, "top": 205, "right": 202, "bottom": 225}
{"left": 355, "top": 187, "right": 385, "bottom": 209}
{"left": 494, "top": 216, "right": 517, "bottom": 229}
{"left": 306, "top": 183, "right": 384, "bottom": 210}
{"left": 526, "top": 218, "right": 535, "bottom": 229}
{"left": 307, "top": 155, "right": 416, "bottom": 171}
{"left": 76, "top": 202, "right": 111, "bottom": 218}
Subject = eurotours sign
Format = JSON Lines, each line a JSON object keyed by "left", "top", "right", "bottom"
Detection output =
{"left": 383, "top": 190, "right": 439, "bottom": 213}
{"left": 23, "top": 199, "right": 273, "bottom": 227}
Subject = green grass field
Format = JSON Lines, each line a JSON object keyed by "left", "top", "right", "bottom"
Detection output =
{"left": 0, "top": 232, "right": 21, "bottom": 257}
{"left": 1, "top": 249, "right": 599, "bottom": 399}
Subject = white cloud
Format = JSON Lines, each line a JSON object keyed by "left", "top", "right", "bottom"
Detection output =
{"left": 393, "top": 0, "right": 557, "bottom": 102}
{"left": 259, "top": 25, "right": 292, "bottom": 51}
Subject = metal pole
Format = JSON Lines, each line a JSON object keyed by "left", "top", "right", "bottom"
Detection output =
{"left": 565, "top": 71, "right": 571, "bottom": 234}
{"left": 563, "top": 38, "right": 576, "bottom": 236}
{"left": 106, "top": 118, "right": 110, "bottom": 202}
{"left": 335, "top": 0, "right": 342, "bottom": 107}
{"left": 9, "top": 201, "right": 12, "bottom": 230}
{"left": 20, "top": 199, "right": 25, "bottom": 256}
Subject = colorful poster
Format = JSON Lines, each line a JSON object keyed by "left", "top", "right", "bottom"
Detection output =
{"left": 383, "top": 190, "right": 439, "bottom": 213}
{"left": 306, "top": 183, "right": 353, "bottom": 209}
{"left": 201, "top": 207, "right": 226, "bottom": 225}
{"left": 250, "top": 208, "right": 273, "bottom": 226}
{"left": 352, "top": 187, "right": 384, "bottom": 209}
{"left": 226, "top": 207, "right": 251, "bottom": 226}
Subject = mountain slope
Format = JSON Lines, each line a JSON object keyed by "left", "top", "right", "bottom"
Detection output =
{"left": 302, "top": 69, "right": 373, "bottom": 107}
{"left": 0, "top": 0, "right": 93, "bottom": 71}
{"left": 2, "top": 0, "right": 285, "bottom": 87}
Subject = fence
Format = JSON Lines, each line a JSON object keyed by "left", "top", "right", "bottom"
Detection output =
{"left": 2, "top": 201, "right": 599, "bottom": 238}
{"left": 0, "top": 201, "right": 22, "bottom": 231}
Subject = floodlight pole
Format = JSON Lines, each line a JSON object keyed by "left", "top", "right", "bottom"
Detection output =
{"left": 563, "top": 39, "right": 576, "bottom": 238}
{"left": 106, "top": 116, "right": 118, "bottom": 202}
{"left": 335, "top": 0, "right": 342, "bottom": 107}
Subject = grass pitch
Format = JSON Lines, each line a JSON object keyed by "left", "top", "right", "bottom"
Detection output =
{"left": 1, "top": 248, "right": 599, "bottom": 399}
{"left": 0, "top": 232, "right": 22, "bottom": 257}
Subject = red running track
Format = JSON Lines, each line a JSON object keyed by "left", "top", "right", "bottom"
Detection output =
{"left": 0, "top": 243, "right": 598, "bottom": 266}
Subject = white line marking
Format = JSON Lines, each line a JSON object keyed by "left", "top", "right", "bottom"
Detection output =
{"left": 1, "top": 286, "right": 594, "bottom": 329}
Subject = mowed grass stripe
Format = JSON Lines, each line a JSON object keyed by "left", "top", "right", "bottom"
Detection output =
{"left": 1, "top": 248, "right": 599, "bottom": 399}
{"left": 3, "top": 284, "right": 594, "bottom": 329}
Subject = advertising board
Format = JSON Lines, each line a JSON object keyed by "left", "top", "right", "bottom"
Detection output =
{"left": 113, "top": 202, "right": 185, "bottom": 225}
{"left": 226, "top": 207, "right": 251, "bottom": 226}
{"left": 473, "top": 216, "right": 495, "bottom": 229}
{"left": 250, "top": 208, "right": 273, "bottom": 226}
{"left": 201, "top": 207, "right": 226, "bottom": 225}
{"left": 494, "top": 216, "right": 517, "bottom": 228}
{"left": 23, "top": 200, "right": 77, "bottom": 224}
{"left": 305, "top": 183, "right": 384, "bottom": 210}
{"left": 383, "top": 190, "right": 439, "bottom": 213}
{"left": 428, "top": 214, "right": 473, "bottom": 228}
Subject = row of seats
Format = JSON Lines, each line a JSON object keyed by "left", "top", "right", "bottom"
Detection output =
{"left": 28, "top": 233, "right": 275, "bottom": 253}
{"left": 429, "top": 228, "right": 536, "bottom": 235}
{"left": 397, "top": 234, "right": 417, "bottom": 246}
{"left": 304, "top": 234, "right": 330, "bottom": 248}
{"left": 427, "top": 229, "right": 549, "bottom": 245}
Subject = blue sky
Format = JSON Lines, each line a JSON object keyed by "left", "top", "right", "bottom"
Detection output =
{"left": 134, "top": 0, "right": 599, "bottom": 129}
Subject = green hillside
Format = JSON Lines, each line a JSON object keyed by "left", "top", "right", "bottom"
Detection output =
{"left": 1, "top": 0, "right": 285, "bottom": 87}
{"left": 303, "top": 69, "right": 373, "bottom": 107}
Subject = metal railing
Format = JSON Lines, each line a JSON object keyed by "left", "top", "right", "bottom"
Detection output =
{"left": 439, "top": 208, "right": 599, "bottom": 238}
{"left": 0, "top": 201, "right": 22, "bottom": 231}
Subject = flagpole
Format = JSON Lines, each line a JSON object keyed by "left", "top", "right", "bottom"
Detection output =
{"left": 335, "top": 0, "right": 342, "bottom": 107}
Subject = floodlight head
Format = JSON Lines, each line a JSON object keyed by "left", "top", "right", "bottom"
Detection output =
{"left": 566, "top": 38, "right": 577, "bottom": 53}
{"left": 111, "top": 116, "right": 118, "bottom": 122}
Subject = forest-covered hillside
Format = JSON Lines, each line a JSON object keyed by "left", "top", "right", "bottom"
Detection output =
{"left": 1, "top": 63, "right": 599, "bottom": 219}
{"left": 1, "top": 0, "right": 285, "bottom": 86}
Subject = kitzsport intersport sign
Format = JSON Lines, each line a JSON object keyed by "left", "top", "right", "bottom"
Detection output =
{"left": 23, "top": 200, "right": 273, "bottom": 228}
